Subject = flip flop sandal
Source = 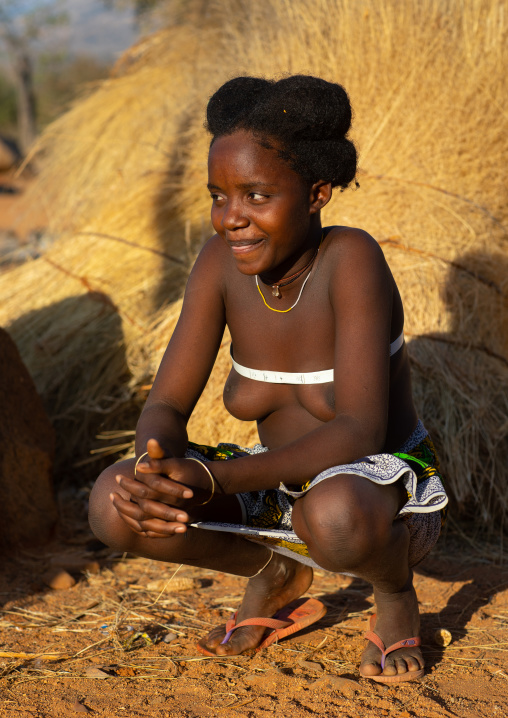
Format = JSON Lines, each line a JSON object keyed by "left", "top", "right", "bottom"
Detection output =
{"left": 196, "top": 597, "right": 326, "bottom": 656}
{"left": 359, "top": 614, "right": 424, "bottom": 684}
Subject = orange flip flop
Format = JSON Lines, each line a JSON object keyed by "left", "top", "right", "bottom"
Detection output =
{"left": 196, "top": 597, "right": 326, "bottom": 656}
{"left": 359, "top": 614, "right": 424, "bottom": 683}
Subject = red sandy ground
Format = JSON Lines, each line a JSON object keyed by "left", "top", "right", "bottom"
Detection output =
{"left": 0, "top": 491, "right": 506, "bottom": 718}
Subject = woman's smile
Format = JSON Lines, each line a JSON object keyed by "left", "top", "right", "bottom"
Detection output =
{"left": 227, "top": 237, "right": 265, "bottom": 254}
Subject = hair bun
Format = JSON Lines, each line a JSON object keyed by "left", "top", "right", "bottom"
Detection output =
{"left": 254, "top": 76, "right": 352, "bottom": 141}
{"left": 206, "top": 74, "right": 357, "bottom": 189}
{"left": 206, "top": 77, "right": 272, "bottom": 136}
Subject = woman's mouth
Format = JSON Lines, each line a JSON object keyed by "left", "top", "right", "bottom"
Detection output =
{"left": 228, "top": 238, "right": 264, "bottom": 254}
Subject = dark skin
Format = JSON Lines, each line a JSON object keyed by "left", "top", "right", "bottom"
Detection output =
{"left": 89, "top": 129, "right": 423, "bottom": 679}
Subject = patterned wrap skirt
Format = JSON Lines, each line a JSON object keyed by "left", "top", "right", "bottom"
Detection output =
{"left": 188, "top": 421, "right": 448, "bottom": 571}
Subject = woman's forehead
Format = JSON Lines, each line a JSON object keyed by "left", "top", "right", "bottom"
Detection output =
{"left": 208, "top": 130, "right": 299, "bottom": 185}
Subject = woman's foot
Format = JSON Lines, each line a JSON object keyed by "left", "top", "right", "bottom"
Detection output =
{"left": 360, "top": 575, "right": 424, "bottom": 681}
{"left": 197, "top": 552, "right": 313, "bottom": 656}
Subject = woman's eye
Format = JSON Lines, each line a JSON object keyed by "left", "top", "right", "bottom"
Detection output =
{"left": 210, "top": 193, "right": 225, "bottom": 202}
{"left": 249, "top": 192, "right": 268, "bottom": 201}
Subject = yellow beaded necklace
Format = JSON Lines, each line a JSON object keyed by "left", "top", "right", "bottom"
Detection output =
{"left": 255, "top": 272, "right": 313, "bottom": 313}
{"left": 255, "top": 234, "right": 322, "bottom": 313}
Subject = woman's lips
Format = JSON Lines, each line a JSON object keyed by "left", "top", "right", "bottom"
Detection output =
{"left": 228, "top": 238, "right": 264, "bottom": 254}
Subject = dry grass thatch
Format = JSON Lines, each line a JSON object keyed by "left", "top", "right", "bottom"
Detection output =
{"left": 1, "top": 0, "right": 506, "bottom": 528}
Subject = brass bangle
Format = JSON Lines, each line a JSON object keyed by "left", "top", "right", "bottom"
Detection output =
{"left": 186, "top": 457, "right": 215, "bottom": 506}
{"left": 134, "top": 451, "right": 149, "bottom": 477}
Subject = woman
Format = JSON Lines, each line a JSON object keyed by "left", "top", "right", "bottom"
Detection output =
{"left": 89, "top": 75, "right": 447, "bottom": 684}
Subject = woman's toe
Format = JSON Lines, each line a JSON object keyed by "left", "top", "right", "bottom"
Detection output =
{"left": 394, "top": 656, "right": 410, "bottom": 674}
{"left": 215, "top": 639, "right": 239, "bottom": 655}
{"left": 199, "top": 628, "right": 227, "bottom": 653}
{"left": 405, "top": 654, "right": 423, "bottom": 672}
{"left": 360, "top": 660, "right": 383, "bottom": 676}
{"left": 381, "top": 660, "right": 398, "bottom": 676}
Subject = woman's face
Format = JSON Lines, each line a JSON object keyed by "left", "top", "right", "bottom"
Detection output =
{"left": 207, "top": 129, "right": 318, "bottom": 276}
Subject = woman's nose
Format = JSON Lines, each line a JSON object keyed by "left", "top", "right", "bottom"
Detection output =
{"left": 222, "top": 199, "right": 248, "bottom": 230}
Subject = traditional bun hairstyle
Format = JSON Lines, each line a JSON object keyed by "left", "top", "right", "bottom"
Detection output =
{"left": 206, "top": 75, "right": 358, "bottom": 190}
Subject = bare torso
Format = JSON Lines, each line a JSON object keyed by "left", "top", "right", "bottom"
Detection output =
{"left": 221, "top": 226, "right": 418, "bottom": 453}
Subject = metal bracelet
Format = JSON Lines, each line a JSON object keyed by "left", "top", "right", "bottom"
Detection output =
{"left": 134, "top": 451, "right": 149, "bottom": 477}
{"left": 186, "top": 457, "right": 216, "bottom": 506}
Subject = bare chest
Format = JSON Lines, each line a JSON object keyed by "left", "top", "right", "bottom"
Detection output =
{"left": 223, "top": 275, "right": 336, "bottom": 424}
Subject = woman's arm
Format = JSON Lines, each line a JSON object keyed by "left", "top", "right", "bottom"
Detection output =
{"left": 110, "top": 236, "right": 229, "bottom": 534}
{"left": 134, "top": 235, "right": 228, "bottom": 458}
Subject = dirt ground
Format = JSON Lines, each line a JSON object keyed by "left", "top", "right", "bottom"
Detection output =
{"left": 0, "top": 485, "right": 507, "bottom": 718}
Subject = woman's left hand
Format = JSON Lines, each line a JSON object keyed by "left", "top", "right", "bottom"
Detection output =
{"left": 111, "top": 439, "right": 216, "bottom": 537}
{"left": 134, "top": 440, "right": 215, "bottom": 506}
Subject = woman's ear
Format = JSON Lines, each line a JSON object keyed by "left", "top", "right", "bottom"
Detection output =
{"left": 309, "top": 181, "right": 332, "bottom": 214}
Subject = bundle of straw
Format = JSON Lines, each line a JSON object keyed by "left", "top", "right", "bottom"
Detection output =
{"left": 1, "top": 0, "right": 506, "bottom": 528}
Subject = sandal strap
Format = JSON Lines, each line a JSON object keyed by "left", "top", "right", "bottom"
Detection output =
{"left": 224, "top": 612, "right": 238, "bottom": 634}
{"left": 232, "top": 617, "right": 292, "bottom": 630}
{"left": 365, "top": 630, "right": 421, "bottom": 669}
{"left": 382, "top": 636, "right": 421, "bottom": 660}
{"left": 221, "top": 612, "right": 292, "bottom": 645}
{"left": 364, "top": 630, "right": 386, "bottom": 654}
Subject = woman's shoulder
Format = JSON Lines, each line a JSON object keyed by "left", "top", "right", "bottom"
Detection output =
{"left": 321, "top": 226, "right": 396, "bottom": 332}
{"left": 321, "top": 225, "right": 387, "bottom": 270}
{"left": 195, "top": 233, "right": 228, "bottom": 261}
{"left": 323, "top": 224, "right": 382, "bottom": 247}
{"left": 180, "top": 234, "right": 232, "bottom": 307}
{"left": 190, "top": 234, "right": 230, "bottom": 279}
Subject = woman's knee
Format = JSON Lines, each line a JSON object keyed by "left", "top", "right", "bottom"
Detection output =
{"left": 88, "top": 460, "right": 134, "bottom": 550}
{"left": 292, "top": 476, "right": 397, "bottom": 566}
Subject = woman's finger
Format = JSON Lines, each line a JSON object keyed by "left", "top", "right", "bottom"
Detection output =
{"left": 137, "top": 517, "right": 188, "bottom": 536}
{"left": 146, "top": 438, "right": 166, "bottom": 460}
{"left": 132, "top": 469, "right": 194, "bottom": 501}
{"left": 118, "top": 514, "right": 148, "bottom": 536}
{"left": 111, "top": 492, "right": 152, "bottom": 522}
{"left": 110, "top": 498, "right": 147, "bottom": 535}
{"left": 135, "top": 497, "right": 189, "bottom": 524}
{"left": 136, "top": 456, "right": 169, "bottom": 477}
{"left": 135, "top": 456, "right": 217, "bottom": 507}
{"left": 111, "top": 492, "right": 188, "bottom": 537}
{"left": 114, "top": 508, "right": 178, "bottom": 539}
{"left": 116, "top": 474, "right": 162, "bottom": 502}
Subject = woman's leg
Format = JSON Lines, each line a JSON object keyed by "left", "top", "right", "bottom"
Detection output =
{"left": 291, "top": 474, "right": 423, "bottom": 680}
{"left": 89, "top": 460, "right": 313, "bottom": 655}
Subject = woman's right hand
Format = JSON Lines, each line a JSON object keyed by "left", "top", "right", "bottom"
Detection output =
{"left": 110, "top": 484, "right": 190, "bottom": 538}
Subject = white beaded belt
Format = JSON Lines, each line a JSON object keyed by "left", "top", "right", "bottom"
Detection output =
{"left": 230, "top": 332, "right": 404, "bottom": 385}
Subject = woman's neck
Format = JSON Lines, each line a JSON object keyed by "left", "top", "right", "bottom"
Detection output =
{"left": 258, "top": 225, "right": 323, "bottom": 287}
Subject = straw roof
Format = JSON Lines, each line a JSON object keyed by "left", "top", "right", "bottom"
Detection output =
{"left": 1, "top": 0, "right": 506, "bottom": 528}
